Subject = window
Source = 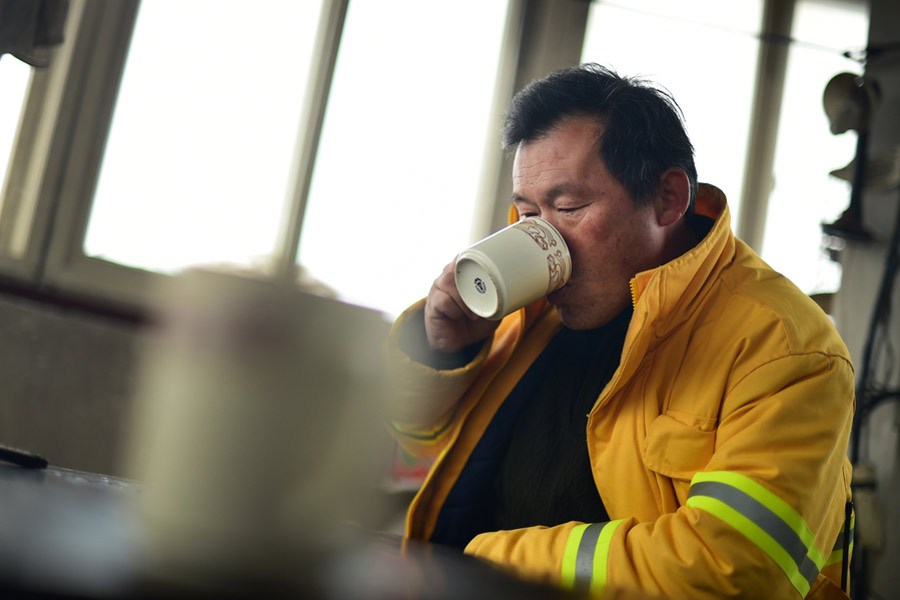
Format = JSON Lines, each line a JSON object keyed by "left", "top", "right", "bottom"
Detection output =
{"left": 760, "top": 0, "right": 870, "bottom": 294}
{"left": 13, "top": 0, "right": 510, "bottom": 320}
{"left": 0, "top": 57, "right": 36, "bottom": 265}
{"left": 0, "top": 58, "right": 31, "bottom": 207}
{"left": 83, "top": 0, "right": 324, "bottom": 274}
{"left": 297, "top": 0, "right": 508, "bottom": 317}
{"left": 0, "top": 0, "right": 871, "bottom": 318}
{"left": 581, "top": 0, "right": 765, "bottom": 229}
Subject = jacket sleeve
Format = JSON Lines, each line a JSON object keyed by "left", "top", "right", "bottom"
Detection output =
{"left": 382, "top": 300, "right": 491, "bottom": 458}
{"left": 464, "top": 352, "right": 855, "bottom": 599}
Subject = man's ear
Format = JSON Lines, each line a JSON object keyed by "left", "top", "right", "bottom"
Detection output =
{"left": 655, "top": 168, "right": 690, "bottom": 227}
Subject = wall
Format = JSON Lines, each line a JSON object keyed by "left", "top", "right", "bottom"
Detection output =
{"left": 832, "top": 0, "right": 900, "bottom": 597}
{"left": 0, "top": 294, "right": 142, "bottom": 476}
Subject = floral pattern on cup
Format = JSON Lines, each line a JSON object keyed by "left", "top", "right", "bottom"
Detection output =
{"left": 513, "top": 219, "right": 560, "bottom": 251}
{"left": 513, "top": 219, "right": 569, "bottom": 293}
{"left": 546, "top": 250, "right": 568, "bottom": 294}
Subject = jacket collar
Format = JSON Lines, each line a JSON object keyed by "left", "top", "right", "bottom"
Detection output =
{"left": 628, "top": 183, "right": 734, "bottom": 337}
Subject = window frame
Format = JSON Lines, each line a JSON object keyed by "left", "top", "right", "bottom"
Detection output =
{"left": 0, "top": 0, "right": 148, "bottom": 310}
{"left": 0, "top": 0, "right": 868, "bottom": 316}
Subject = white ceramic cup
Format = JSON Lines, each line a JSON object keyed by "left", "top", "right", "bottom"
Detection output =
{"left": 454, "top": 216, "right": 572, "bottom": 320}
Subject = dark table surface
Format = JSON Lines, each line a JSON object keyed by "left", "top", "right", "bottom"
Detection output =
{"left": 0, "top": 463, "right": 579, "bottom": 599}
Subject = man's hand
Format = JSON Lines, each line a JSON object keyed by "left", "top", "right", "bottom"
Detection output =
{"left": 424, "top": 261, "right": 501, "bottom": 353}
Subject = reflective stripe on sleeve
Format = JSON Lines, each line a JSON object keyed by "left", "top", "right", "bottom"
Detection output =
{"left": 561, "top": 520, "right": 624, "bottom": 595}
{"left": 686, "top": 471, "right": 825, "bottom": 597}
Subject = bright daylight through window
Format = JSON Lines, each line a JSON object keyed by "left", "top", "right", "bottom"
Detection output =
{"left": 0, "top": 58, "right": 32, "bottom": 225}
{"left": 81, "top": 0, "right": 508, "bottom": 321}
{"left": 583, "top": 0, "right": 870, "bottom": 297}
{"left": 79, "top": 0, "right": 869, "bottom": 316}
{"left": 296, "top": 1, "right": 508, "bottom": 318}
{"left": 762, "top": 0, "right": 870, "bottom": 295}
{"left": 83, "top": 0, "right": 323, "bottom": 274}
{"left": 581, "top": 0, "right": 765, "bottom": 231}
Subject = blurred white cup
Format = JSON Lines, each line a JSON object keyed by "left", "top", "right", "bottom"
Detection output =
{"left": 124, "top": 268, "right": 392, "bottom": 588}
{"left": 454, "top": 217, "right": 571, "bottom": 320}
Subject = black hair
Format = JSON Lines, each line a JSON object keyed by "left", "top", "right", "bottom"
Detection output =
{"left": 502, "top": 63, "right": 698, "bottom": 212}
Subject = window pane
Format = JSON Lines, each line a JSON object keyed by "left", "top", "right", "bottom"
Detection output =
{"left": 0, "top": 58, "right": 32, "bottom": 217}
{"left": 297, "top": 0, "right": 509, "bottom": 318}
{"left": 581, "top": 0, "right": 764, "bottom": 230}
{"left": 760, "top": 0, "right": 869, "bottom": 294}
{"left": 84, "top": 0, "right": 323, "bottom": 273}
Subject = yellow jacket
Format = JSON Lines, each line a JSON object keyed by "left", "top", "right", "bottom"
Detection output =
{"left": 384, "top": 184, "right": 855, "bottom": 599}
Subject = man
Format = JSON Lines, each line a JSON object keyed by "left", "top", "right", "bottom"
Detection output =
{"left": 384, "top": 64, "right": 854, "bottom": 599}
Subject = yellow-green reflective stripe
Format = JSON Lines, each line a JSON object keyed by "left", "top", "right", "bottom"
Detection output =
{"left": 561, "top": 521, "right": 624, "bottom": 594}
{"left": 561, "top": 523, "right": 590, "bottom": 588}
{"left": 691, "top": 472, "right": 825, "bottom": 567}
{"left": 688, "top": 473, "right": 824, "bottom": 597}
{"left": 687, "top": 495, "right": 813, "bottom": 596}
{"left": 691, "top": 472, "right": 826, "bottom": 566}
{"left": 590, "top": 520, "right": 623, "bottom": 594}
{"left": 689, "top": 481, "right": 822, "bottom": 579}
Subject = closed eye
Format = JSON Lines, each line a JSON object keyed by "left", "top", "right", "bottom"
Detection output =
{"left": 514, "top": 203, "right": 539, "bottom": 219}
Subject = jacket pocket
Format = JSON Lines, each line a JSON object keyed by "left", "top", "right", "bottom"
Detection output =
{"left": 641, "top": 411, "right": 717, "bottom": 481}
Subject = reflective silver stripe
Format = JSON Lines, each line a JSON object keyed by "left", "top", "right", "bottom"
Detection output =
{"left": 573, "top": 522, "right": 605, "bottom": 591}
{"left": 688, "top": 480, "right": 820, "bottom": 588}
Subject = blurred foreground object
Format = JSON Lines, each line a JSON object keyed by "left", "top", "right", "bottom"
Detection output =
{"left": 124, "top": 268, "right": 393, "bottom": 593}
{"left": 0, "top": 464, "right": 587, "bottom": 599}
{"left": 0, "top": 272, "right": 618, "bottom": 597}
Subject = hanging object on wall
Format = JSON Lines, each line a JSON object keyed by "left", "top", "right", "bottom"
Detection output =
{"left": 0, "top": 0, "right": 69, "bottom": 67}
{"left": 823, "top": 72, "right": 880, "bottom": 134}
{"left": 829, "top": 145, "right": 900, "bottom": 193}
{"left": 821, "top": 72, "right": 881, "bottom": 241}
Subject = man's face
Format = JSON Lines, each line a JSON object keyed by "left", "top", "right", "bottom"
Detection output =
{"left": 512, "top": 115, "right": 666, "bottom": 330}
